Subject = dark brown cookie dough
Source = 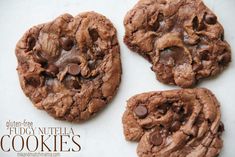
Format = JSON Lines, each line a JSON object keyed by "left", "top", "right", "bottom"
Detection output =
{"left": 122, "top": 88, "right": 224, "bottom": 157}
{"left": 15, "top": 12, "right": 122, "bottom": 122}
{"left": 124, "top": 0, "right": 231, "bottom": 87}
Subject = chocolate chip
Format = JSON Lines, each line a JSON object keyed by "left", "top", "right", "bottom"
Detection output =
{"left": 61, "top": 37, "right": 74, "bottom": 51}
{"left": 134, "top": 105, "right": 148, "bottom": 119}
{"left": 89, "top": 28, "right": 99, "bottom": 41}
{"left": 68, "top": 63, "right": 81, "bottom": 76}
{"left": 27, "top": 37, "right": 36, "bottom": 51}
{"left": 170, "top": 121, "right": 181, "bottom": 132}
{"left": 149, "top": 132, "right": 163, "bottom": 146}
{"left": 205, "top": 14, "right": 217, "bottom": 25}
{"left": 46, "top": 64, "right": 59, "bottom": 77}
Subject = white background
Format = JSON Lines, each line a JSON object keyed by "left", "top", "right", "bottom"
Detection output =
{"left": 0, "top": 0, "right": 235, "bottom": 156}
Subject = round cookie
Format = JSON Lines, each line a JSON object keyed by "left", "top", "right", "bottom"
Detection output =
{"left": 124, "top": 0, "right": 231, "bottom": 87}
{"left": 15, "top": 12, "right": 122, "bottom": 122}
{"left": 122, "top": 88, "right": 224, "bottom": 157}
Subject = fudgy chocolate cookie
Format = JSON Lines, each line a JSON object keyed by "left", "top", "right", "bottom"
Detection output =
{"left": 122, "top": 88, "right": 224, "bottom": 157}
{"left": 124, "top": 0, "right": 231, "bottom": 87}
{"left": 16, "top": 12, "right": 121, "bottom": 122}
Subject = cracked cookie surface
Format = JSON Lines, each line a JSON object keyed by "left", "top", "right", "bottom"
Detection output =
{"left": 122, "top": 88, "right": 224, "bottom": 157}
{"left": 16, "top": 12, "right": 121, "bottom": 122}
{"left": 124, "top": 0, "right": 231, "bottom": 87}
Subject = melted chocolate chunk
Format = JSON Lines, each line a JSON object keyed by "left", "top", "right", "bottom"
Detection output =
{"left": 205, "top": 13, "right": 217, "bottom": 25}
{"left": 46, "top": 64, "right": 59, "bottom": 77}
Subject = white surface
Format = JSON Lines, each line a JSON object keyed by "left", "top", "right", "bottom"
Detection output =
{"left": 0, "top": 0, "right": 235, "bottom": 157}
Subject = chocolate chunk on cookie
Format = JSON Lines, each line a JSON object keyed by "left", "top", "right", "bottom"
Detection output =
{"left": 15, "top": 12, "right": 122, "bottom": 122}
{"left": 122, "top": 88, "right": 224, "bottom": 157}
{"left": 124, "top": 0, "right": 231, "bottom": 87}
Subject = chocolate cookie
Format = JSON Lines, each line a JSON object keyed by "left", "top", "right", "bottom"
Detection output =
{"left": 124, "top": 0, "right": 231, "bottom": 87}
{"left": 15, "top": 12, "right": 122, "bottom": 122}
{"left": 122, "top": 88, "right": 224, "bottom": 157}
